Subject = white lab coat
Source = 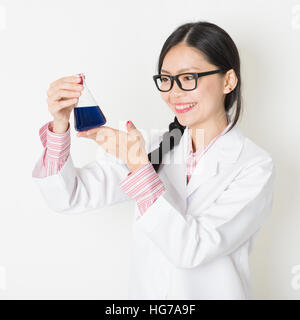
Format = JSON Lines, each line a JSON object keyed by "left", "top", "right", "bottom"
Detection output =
{"left": 32, "top": 121, "right": 275, "bottom": 300}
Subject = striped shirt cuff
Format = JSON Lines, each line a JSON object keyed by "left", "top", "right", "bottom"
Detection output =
{"left": 119, "top": 162, "right": 166, "bottom": 216}
{"left": 46, "top": 121, "right": 71, "bottom": 159}
{"left": 38, "top": 121, "right": 71, "bottom": 176}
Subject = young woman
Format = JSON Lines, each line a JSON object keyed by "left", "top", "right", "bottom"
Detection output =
{"left": 32, "top": 21, "right": 275, "bottom": 299}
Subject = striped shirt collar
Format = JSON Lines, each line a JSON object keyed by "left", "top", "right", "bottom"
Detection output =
{"left": 186, "top": 113, "right": 232, "bottom": 158}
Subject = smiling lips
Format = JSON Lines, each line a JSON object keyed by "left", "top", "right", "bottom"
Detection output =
{"left": 174, "top": 102, "right": 197, "bottom": 113}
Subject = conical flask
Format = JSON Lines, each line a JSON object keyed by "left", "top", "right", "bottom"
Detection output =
{"left": 74, "top": 73, "right": 106, "bottom": 131}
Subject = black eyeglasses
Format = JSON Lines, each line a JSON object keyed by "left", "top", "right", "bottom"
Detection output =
{"left": 153, "top": 69, "right": 222, "bottom": 92}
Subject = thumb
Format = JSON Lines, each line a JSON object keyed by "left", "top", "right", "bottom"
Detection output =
{"left": 126, "top": 120, "right": 146, "bottom": 149}
{"left": 126, "top": 120, "right": 136, "bottom": 132}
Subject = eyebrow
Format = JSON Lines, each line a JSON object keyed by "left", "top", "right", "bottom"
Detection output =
{"left": 161, "top": 67, "right": 201, "bottom": 74}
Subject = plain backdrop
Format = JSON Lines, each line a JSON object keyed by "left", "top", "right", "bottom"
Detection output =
{"left": 0, "top": 0, "right": 299, "bottom": 299}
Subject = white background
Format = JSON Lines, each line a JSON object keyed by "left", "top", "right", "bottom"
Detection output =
{"left": 0, "top": 0, "right": 299, "bottom": 299}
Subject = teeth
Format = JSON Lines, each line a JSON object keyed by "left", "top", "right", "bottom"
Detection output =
{"left": 175, "top": 103, "right": 196, "bottom": 110}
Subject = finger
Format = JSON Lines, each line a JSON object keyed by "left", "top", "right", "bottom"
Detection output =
{"left": 127, "top": 127, "right": 140, "bottom": 136}
{"left": 50, "top": 75, "right": 82, "bottom": 88}
{"left": 47, "top": 90, "right": 79, "bottom": 105}
{"left": 77, "top": 126, "right": 110, "bottom": 140}
{"left": 51, "top": 89, "right": 81, "bottom": 101}
{"left": 86, "top": 126, "right": 106, "bottom": 135}
{"left": 55, "top": 98, "right": 78, "bottom": 110}
{"left": 94, "top": 126, "right": 120, "bottom": 139}
{"left": 84, "top": 126, "right": 114, "bottom": 137}
{"left": 77, "top": 131, "right": 98, "bottom": 140}
{"left": 77, "top": 130, "right": 89, "bottom": 137}
{"left": 48, "top": 83, "right": 83, "bottom": 97}
{"left": 76, "top": 127, "right": 100, "bottom": 137}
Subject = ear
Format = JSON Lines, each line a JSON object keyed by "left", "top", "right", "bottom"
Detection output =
{"left": 224, "top": 69, "right": 238, "bottom": 94}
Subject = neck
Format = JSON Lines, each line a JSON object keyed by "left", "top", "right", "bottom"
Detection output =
{"left": 189, "top": 113, "right": 229, "bottom": 153}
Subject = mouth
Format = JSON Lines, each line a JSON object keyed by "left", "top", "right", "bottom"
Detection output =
{"left": 174, "top": 102, "right": 197, "bottom": 114}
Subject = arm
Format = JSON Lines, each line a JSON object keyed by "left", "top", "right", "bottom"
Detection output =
{"left": 134, "top": 156, "right": 276, "bottom": 269}
{"left": 32, "top": 121, "right": 132, "bottom": 214}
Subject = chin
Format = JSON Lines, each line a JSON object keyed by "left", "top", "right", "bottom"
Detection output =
{"left": 174, "top": 115, "right": 194, "bottom": 127}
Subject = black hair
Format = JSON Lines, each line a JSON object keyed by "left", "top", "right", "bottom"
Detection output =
{"left": 147, "top": 21, "right": 243, "bottom": 173}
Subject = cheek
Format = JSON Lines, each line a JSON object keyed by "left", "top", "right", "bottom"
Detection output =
{"left": 204, "top": 78, "right": 223, "bottom": 95}
{"left": 161, "top": 92, "right": 170, "bottom": 104}
{"left": 195, "top": 80, "right": 222, "bottom": 105}
{"left": 199, "top": 78, "right": 212, "bottom": 94}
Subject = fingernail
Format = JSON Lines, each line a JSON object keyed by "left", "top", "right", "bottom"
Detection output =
{"left": 75, "top": 73, "right": 84, "bottom": 84}
{"left": 126, "top": 120, "right": 131, "bottom": 127}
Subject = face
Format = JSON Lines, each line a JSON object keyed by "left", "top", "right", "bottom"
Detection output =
{"left": 160, "top": 42, "right": 235, "bottom": 129}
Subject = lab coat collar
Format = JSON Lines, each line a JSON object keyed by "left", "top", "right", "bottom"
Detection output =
{"left": 162, "top": 114, "right": 245, "bottom": 201}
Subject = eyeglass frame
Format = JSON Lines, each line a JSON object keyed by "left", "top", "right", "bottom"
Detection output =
{"left": 152, "top": 69, "right": 222, "bottom": 92}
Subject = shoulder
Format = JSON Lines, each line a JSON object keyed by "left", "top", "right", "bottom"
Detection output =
{"left": 234, "top": 127, "right": 275, "bottom": 179}
{"left": 239, "top": 128, "right": 273, "bottom": 161}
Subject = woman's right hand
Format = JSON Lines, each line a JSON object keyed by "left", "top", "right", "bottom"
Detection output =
{"left": 47, "top": 75, "right": 83, "bottom": 133}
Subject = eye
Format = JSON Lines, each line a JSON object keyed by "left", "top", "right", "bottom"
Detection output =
{"left": 183, "top": 75, "right": 194, "bottom": 81}
{"left": 161, "top": 77, "right": 170, "bottom": 82}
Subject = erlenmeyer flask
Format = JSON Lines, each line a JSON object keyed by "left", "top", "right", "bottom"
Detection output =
{"left": 74, "top": 73, "right": 106, "bottom": 131}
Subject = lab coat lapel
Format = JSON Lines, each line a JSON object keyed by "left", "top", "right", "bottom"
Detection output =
{"left": 159, "top": 120, "right": 245, "bottom": 210}
{"left": 186, "top": 148, "right": 219, "bottom": 198}
{"left": 186, "top": 124, "right": 245, "bottom": 198}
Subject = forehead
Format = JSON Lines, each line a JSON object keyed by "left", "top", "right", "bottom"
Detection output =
{"left": 161, "top": 44, "right": 210, "bottom": 73}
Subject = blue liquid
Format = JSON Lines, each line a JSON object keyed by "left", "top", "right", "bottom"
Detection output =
{"left": 74, "top": 106, "right": 106, "bottom": 132}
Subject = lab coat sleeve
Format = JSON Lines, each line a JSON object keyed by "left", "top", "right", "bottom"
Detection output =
{"left": 135, "top": 155, "right": 276, "bottom": 269}
{"left": 32, "top": 147, "right": 132, "bottom": 214}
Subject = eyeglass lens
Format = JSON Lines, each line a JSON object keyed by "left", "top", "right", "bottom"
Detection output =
{"left": 156, "top": 73, "right": 196, "bottom": 91}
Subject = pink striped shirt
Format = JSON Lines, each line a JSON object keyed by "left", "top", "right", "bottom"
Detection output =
{"left": 118, "top": 162, "right": 167, "bottom": 215}
{"left": 38, "top": 121, "right": 71, "bottom": 176}
{"left": 186, "top": 115, "right": 231, "bottom": 184}
{"left": 37, "top": 115, "right": 231, "bottom": 216}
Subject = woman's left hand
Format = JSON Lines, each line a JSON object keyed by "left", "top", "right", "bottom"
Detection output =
{"left": 77, "top": 121, "right": 150, "bottom": 173}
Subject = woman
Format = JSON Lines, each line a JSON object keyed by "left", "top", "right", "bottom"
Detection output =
{"left": 32, "top": 21, "right": 275, "bottom": 299}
